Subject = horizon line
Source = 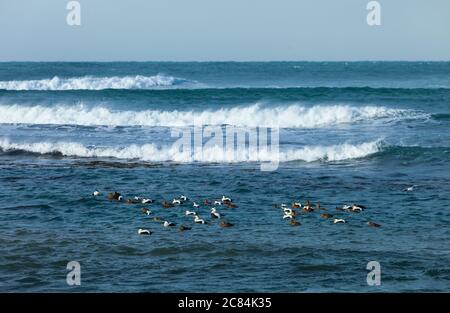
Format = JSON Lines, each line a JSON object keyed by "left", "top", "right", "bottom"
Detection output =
{"left": 1, "top": 59, "right": 450, "bottom": 63}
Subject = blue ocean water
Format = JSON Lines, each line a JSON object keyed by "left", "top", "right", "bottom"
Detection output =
{"left": 0, "top": 62, "right": 449, "bottom": 292}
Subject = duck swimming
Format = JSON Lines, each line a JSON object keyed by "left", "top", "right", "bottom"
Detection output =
{"left": 185, "top": 210, "right": 197, "bottom": 216}
{"left": 194, "top": 215, "right": 207, "bottom": 224}
{"left": 179, "top": 195, "right": 188, "bottom": 201}
{"left": 162, "top": 201, "right": 174, "bottom": 208}
{"left": 192, "top": 202, "right": 200, "bottom": 208}
{"left": 211, "top": 208, "right": 221, "bottom": 219}
{"left": 291, "top": 202, "right": 301, "bottom": 209}
{"left": 214, "top": 200, "right": 222, "bottom": 205}
{"left": 367, "top": 221, "right": 381, "bottom": 228}
{"left": 179, "top": 225, "right": 192, "bottom": 232}
{"left": 283, "top": 208, "right": 298, "bottom": 216}
{"left": 221, "top": 196, "right": 232, "bottom": 203}
{"left": 333, "top": 218, "right": 346, "bottom": 224}
{"left": 163, "top": 221, "right": 176, "bottom": 228}
{"left": 303, "top": 200, "right": 314, "bottom": 212}
{"left": 141, "top": 198, "right": 153, "bottom": 204}
{"left": 289, "top": 220, "right": 301, "bottom": 226}
{"left": 226, "top": 202, "right": 238, "bottom": 208}
{"left": 172, "top": 199, "right": 182, "bottom": 205}
{"left": 92, "top": 190, "right": 101, "bottom": 197}
{"left": 320, "top": 213, "right": 333, "bottom": 219}
{"left": 126, "top": 198, "right": 140, "bottom": 204}
{"left": 220, "top": 220, "right": 234, "bottom": 228}
{"left": 138, "top": 228, "right": 152, "bottom": 235}
{"left": 141, "top": 208, "right": 151, "bottom": 216}
{"left": 353, "top": 203, "right": 366, "bottom": 209}
{"left": 108, "top": 192, "right": 121, "bottom": 201}
{"left": 336, "top": 204, "right": 351, "bottom": 212}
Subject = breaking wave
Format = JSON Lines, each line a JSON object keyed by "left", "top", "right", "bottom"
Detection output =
{"left": 0, "top": 103, "right": 422, "bottom": 128}
{"left": 0, "top": 75, "right": 190, "bottom": 90}
{"left": 0, "top": 138, "right": 382, "bottom": 163}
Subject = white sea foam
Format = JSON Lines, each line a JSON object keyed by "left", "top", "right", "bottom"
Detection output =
{"left": 0, "top": 138, "right": 382, "bottom": 163}
{"left": 0, "top": 103, "right": 419, "bottom": 128}
{"left": 0, "top": 75, "right": 187, "bottom": 90}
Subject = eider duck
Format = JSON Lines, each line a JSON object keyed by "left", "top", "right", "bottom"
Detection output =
{"left": 220, "top": 220, "right": 234, "bottom": 228}
{"left": 92, "top": 190, "right": 101, "bottom": 197}
{"left": 179, "top": 195, "right": 188, "bottom": 201}
{"left": 179, "top": 225, "right": 192, "bottom": 232}
{"left": 214, "top": 200, "right": 222, "bottom": 205}
{"left": 108, "top": 192, "right": 121, "bottom": 201}
{"left": 138, "top": 228, "right": 152, "bottom": 235}
{"left": 404, "top": 185, "right": 415, "bottom": 192}
{"left": 283, "top": 208, "right": 298, "bottom": 216}
{"left": 320, "top": 213, "right": 333, "bottom": 219}
{"left": 303, "top": 200, "right": 314, "bottom": 212}
{"left": 185, "top": 210, "right": 197, "bottom": 216}
{"left": 226, "top": 202, "right": 238, "bottom": 208}
{"left": 336, "top": 204, "right": 351, "bottom": 212}
{"left": 292, "top": 202, "right": 301, "bottom": 209}
{"left": 352, "top": 204, "right": 366, "bottom": 211}
{"left": 367, "top": 221, "right": 381, "bottom": 228}
{"left": 333, "top": 218, "right": 346, "bottom": 224}
{"left": 162, "top": 201, "right": 174, "bottom": 208}
{"left": 141, "top": 198, "right": 153, "bottom": 204}
{"left": 152, "top": 217, "right": 162, "bottom": 222}
{"left": 194, "top": 215, "right": 207, "bottom": 224}
{"left": 221, "top": 196, "right": 232, "bottom": 203}
{"left": 172, "top": 199, "right": 182, "bottom": 205}
{"left": 289, "top": 220, "right": 301, "bottom": 226}
{"left": 163, "top": 221, "right": 176, "bottom": 228}
{"left": 211, "top": 208, "right": 221, "bottom": 219}
{"left": 126, "top": 198, "right": 140, "bottom": 204}
{"left": 192, "top": 202, "right": 200, "bottom": 208}
{"left": 141, "top": 208, "right": 151, "bottom": 215}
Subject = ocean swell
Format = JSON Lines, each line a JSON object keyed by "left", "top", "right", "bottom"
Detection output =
{"left": 0, "top": 103, "right": 421, "bottom": 128}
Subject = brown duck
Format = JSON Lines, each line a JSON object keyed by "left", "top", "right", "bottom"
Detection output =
{"left": 220, "top": 220, "right": 234, "bottom": 228}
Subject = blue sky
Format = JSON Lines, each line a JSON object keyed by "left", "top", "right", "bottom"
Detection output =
{"left": 0, "top": 0, "right": 449, "bottom": 61}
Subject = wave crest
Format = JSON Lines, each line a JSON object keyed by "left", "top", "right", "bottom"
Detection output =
{"left": 0, "top": 103, "right": 419, "bottom": 128}
{"left": 0, "top": 138, "right": 382, "bottom": 163}
{"left": 0, "top": 75, "right": 188, "bottom": 90}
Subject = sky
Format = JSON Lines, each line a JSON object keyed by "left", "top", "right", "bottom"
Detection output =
{"left": 0, "top": 0, "right": 449, "bottom": 61}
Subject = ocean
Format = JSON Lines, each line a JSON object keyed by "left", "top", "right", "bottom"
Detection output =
{"left": 0, "top": 62, "right": 449, "bottom": 292}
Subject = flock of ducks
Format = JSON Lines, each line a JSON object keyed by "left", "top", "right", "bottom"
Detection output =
{"left": 90, "top": 188, "right": 402, "bottom": 234}
{"left": 276, "top": 200, "right": 381, "bottom": 228}
{"left": 92, "top": 191, "right": 236, "bottom": 235}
